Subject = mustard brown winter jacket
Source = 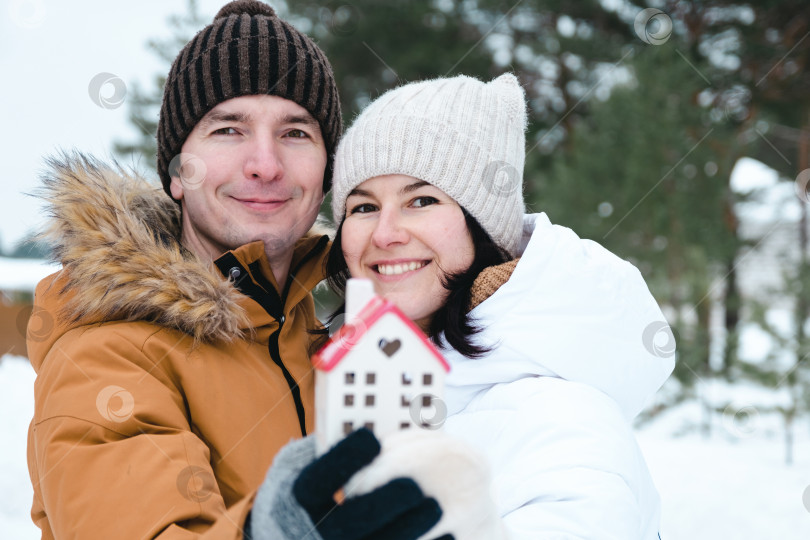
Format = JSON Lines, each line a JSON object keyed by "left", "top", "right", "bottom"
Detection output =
{"left": 25, "top": 155, "right": 330, "bottom": 539}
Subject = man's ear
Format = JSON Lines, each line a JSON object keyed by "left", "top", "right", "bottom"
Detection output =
{"left": 169, "top": 175, "right": 184, "bottom": 201}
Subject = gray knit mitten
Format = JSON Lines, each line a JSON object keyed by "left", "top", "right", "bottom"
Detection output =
{"left": 247, "top": 435, "right": 323, "bottom": 539}
{"left": 246, "top": 429, "right": 448, "bottom": 540}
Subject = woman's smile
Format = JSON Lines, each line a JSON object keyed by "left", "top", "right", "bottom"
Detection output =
{"left": 372, "top": 259, "right": 431, "bottom": 278}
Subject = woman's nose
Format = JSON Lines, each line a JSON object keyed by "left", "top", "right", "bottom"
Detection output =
{"left": 371, "top": 208, "right": 410, "bottom": 248}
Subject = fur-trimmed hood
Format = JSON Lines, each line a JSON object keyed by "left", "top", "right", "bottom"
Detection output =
{"left": 26, "top": 154, "right": 332, "bottom": 539}
{"left": 32, "top": 152, "right": 325, "bottom": 355}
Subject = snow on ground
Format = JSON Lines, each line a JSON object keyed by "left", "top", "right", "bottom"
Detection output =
{"left": 0, "top": 355, "right": 37, "bottom": 540}
{"left": 637, "top": 390, "right": 810, "bottom": 540}
{"left": 2, "top": 354, "right": 809, "bottom": 539}
{"left": 639, "top": 432, "right": 810, "bottom": 540}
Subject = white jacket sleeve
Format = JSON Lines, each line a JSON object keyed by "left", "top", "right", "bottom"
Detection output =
{"left": 445, "top": 377, "right": 661, "bottom": 540}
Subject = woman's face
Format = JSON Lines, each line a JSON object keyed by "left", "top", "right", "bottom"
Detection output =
{"left": 341, "top": 174, "right": 475, "bottom": 328}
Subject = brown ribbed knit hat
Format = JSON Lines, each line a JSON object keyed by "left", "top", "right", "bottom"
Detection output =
{"left": 156, "top": 0, "right": 342, "bottom": 199}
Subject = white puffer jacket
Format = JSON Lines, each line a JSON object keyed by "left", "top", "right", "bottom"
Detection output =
{"left": 440, "top": 212, "right": 674, "bottom": 540}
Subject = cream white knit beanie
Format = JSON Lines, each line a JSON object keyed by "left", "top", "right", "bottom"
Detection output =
{"left": 331, "top": 73, "right": 527, "bottom": 256}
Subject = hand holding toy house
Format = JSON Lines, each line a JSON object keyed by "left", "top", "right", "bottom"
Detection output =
{"left": 312, "top": 279, "right": 450, "bottom": 453}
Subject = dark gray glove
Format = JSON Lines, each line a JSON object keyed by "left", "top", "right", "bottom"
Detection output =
{"left": 246, "top": 428, "right": 451, "bottom": 540}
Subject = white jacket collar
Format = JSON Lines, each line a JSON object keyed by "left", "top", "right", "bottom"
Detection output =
{"left": 443, "top": 213, "right": 675, "bottom": 420}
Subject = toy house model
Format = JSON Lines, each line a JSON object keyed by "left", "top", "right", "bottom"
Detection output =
{"left": 312, "top": 280, "right": 450, "bottom": 452}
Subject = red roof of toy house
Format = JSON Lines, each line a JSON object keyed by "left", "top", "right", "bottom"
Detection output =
{"left": 312, "top": 296, "right": 450, "bottom": 373}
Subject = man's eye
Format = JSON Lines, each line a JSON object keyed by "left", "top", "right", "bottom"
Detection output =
{"left": 212, "top": 127, "right": 238, "bottom": 135}
{"left": 285, "top": 129, "right": 309, "bottom": 139}
{"left": 411, "top": 196, "right": 438, "bottom": 208}
{"left": 349, "top": 203, "right": 377, "bottom": 215}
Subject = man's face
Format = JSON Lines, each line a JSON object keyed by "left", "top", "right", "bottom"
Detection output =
{"left": 170, "top": 94, "right": 327, "bottom": 261}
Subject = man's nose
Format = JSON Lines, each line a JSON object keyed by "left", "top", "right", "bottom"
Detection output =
{"left": 244, "top": 136, "right": 283, "bottom": 181}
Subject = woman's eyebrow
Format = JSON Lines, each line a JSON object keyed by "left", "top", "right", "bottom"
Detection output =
{"left": 347, "top": 187, "right": 372, "bottom": 198}
{"left": 347, "top": 180, "right": 430, "bottom": 199}
{"left": 401, "top": 180, "right": 431, "bottom": 194}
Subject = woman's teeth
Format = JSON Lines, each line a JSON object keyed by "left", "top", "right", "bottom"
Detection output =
{"left": 376, "top": 261, "right": 426, "bottom": 276}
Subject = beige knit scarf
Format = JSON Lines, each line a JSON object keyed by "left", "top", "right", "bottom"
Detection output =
{"left": 468, "top": 258, "right": 520, "bottom": 312}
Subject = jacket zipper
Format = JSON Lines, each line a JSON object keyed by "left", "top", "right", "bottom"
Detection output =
{"left": 215, "top": 236, "right": 328, "bottom": 438}
{"left": 267, "top": 324, "right": 306, "bottom": 436}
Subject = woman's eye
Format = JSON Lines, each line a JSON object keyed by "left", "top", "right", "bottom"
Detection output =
{"left": 349, "top": 203, "right": 377, "bottom": 215}
{"left": 411, "top": 196, "right": 438, "bottom": 208}
{"left": 212, "top": 127, "right": 238, "bottom": 135}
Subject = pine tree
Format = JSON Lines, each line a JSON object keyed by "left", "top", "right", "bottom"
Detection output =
{"left": 546, "top": 42, "right": 743, "bottom": 390}
{"left": 661, "top": 0, "right": 810, "bottom": 444}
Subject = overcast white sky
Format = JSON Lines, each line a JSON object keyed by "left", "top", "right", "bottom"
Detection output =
{"left": 0, "top": 0, "right": 785, "bottom": 254}
{"left": 0, "top": 0, "right": 227, "bottom": 252}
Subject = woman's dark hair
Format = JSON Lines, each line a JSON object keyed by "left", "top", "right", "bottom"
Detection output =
{"left": 322, "top": 208, "right": 511, "bottom": 358}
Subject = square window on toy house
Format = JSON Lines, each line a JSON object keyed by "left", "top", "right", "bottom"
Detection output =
{"left": 422, "top": 395, "right": 432, "bottom": 407}
{"left": 345, "top": 372, "right": 355, "bottom": 385}
{"left": 344, "top": 394, "right": 354, "bottom": 406}
{"left": 365, "top": 395, "right": 375, "bottom": 406}
{"left": 364, "top": 422, "right": 374, "bottom": 431}
{"left": 423, "top": 373, "right": 433, "bottom": 385}
{"left": 402, "top": 372, "right": 412, "bottom": 385}
{"left": 366, "top": 373, "right": 376, "bottom": 385}
{"left": 401, "top": 395, "right": 410, "bottom": 407}
{"left": 343, "top": 421, "right": 353, "bottom": 435}
{"left": 400, "top": 422, "right": 410, "bottom": 429}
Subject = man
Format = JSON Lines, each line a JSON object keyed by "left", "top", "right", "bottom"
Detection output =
{"left": 26, "top": 2, "right": 462, "bottom": 538}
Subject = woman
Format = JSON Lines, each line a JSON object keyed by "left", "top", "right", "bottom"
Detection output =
{"left": 326, "top": 73, "right": 674, "bottom": 539}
